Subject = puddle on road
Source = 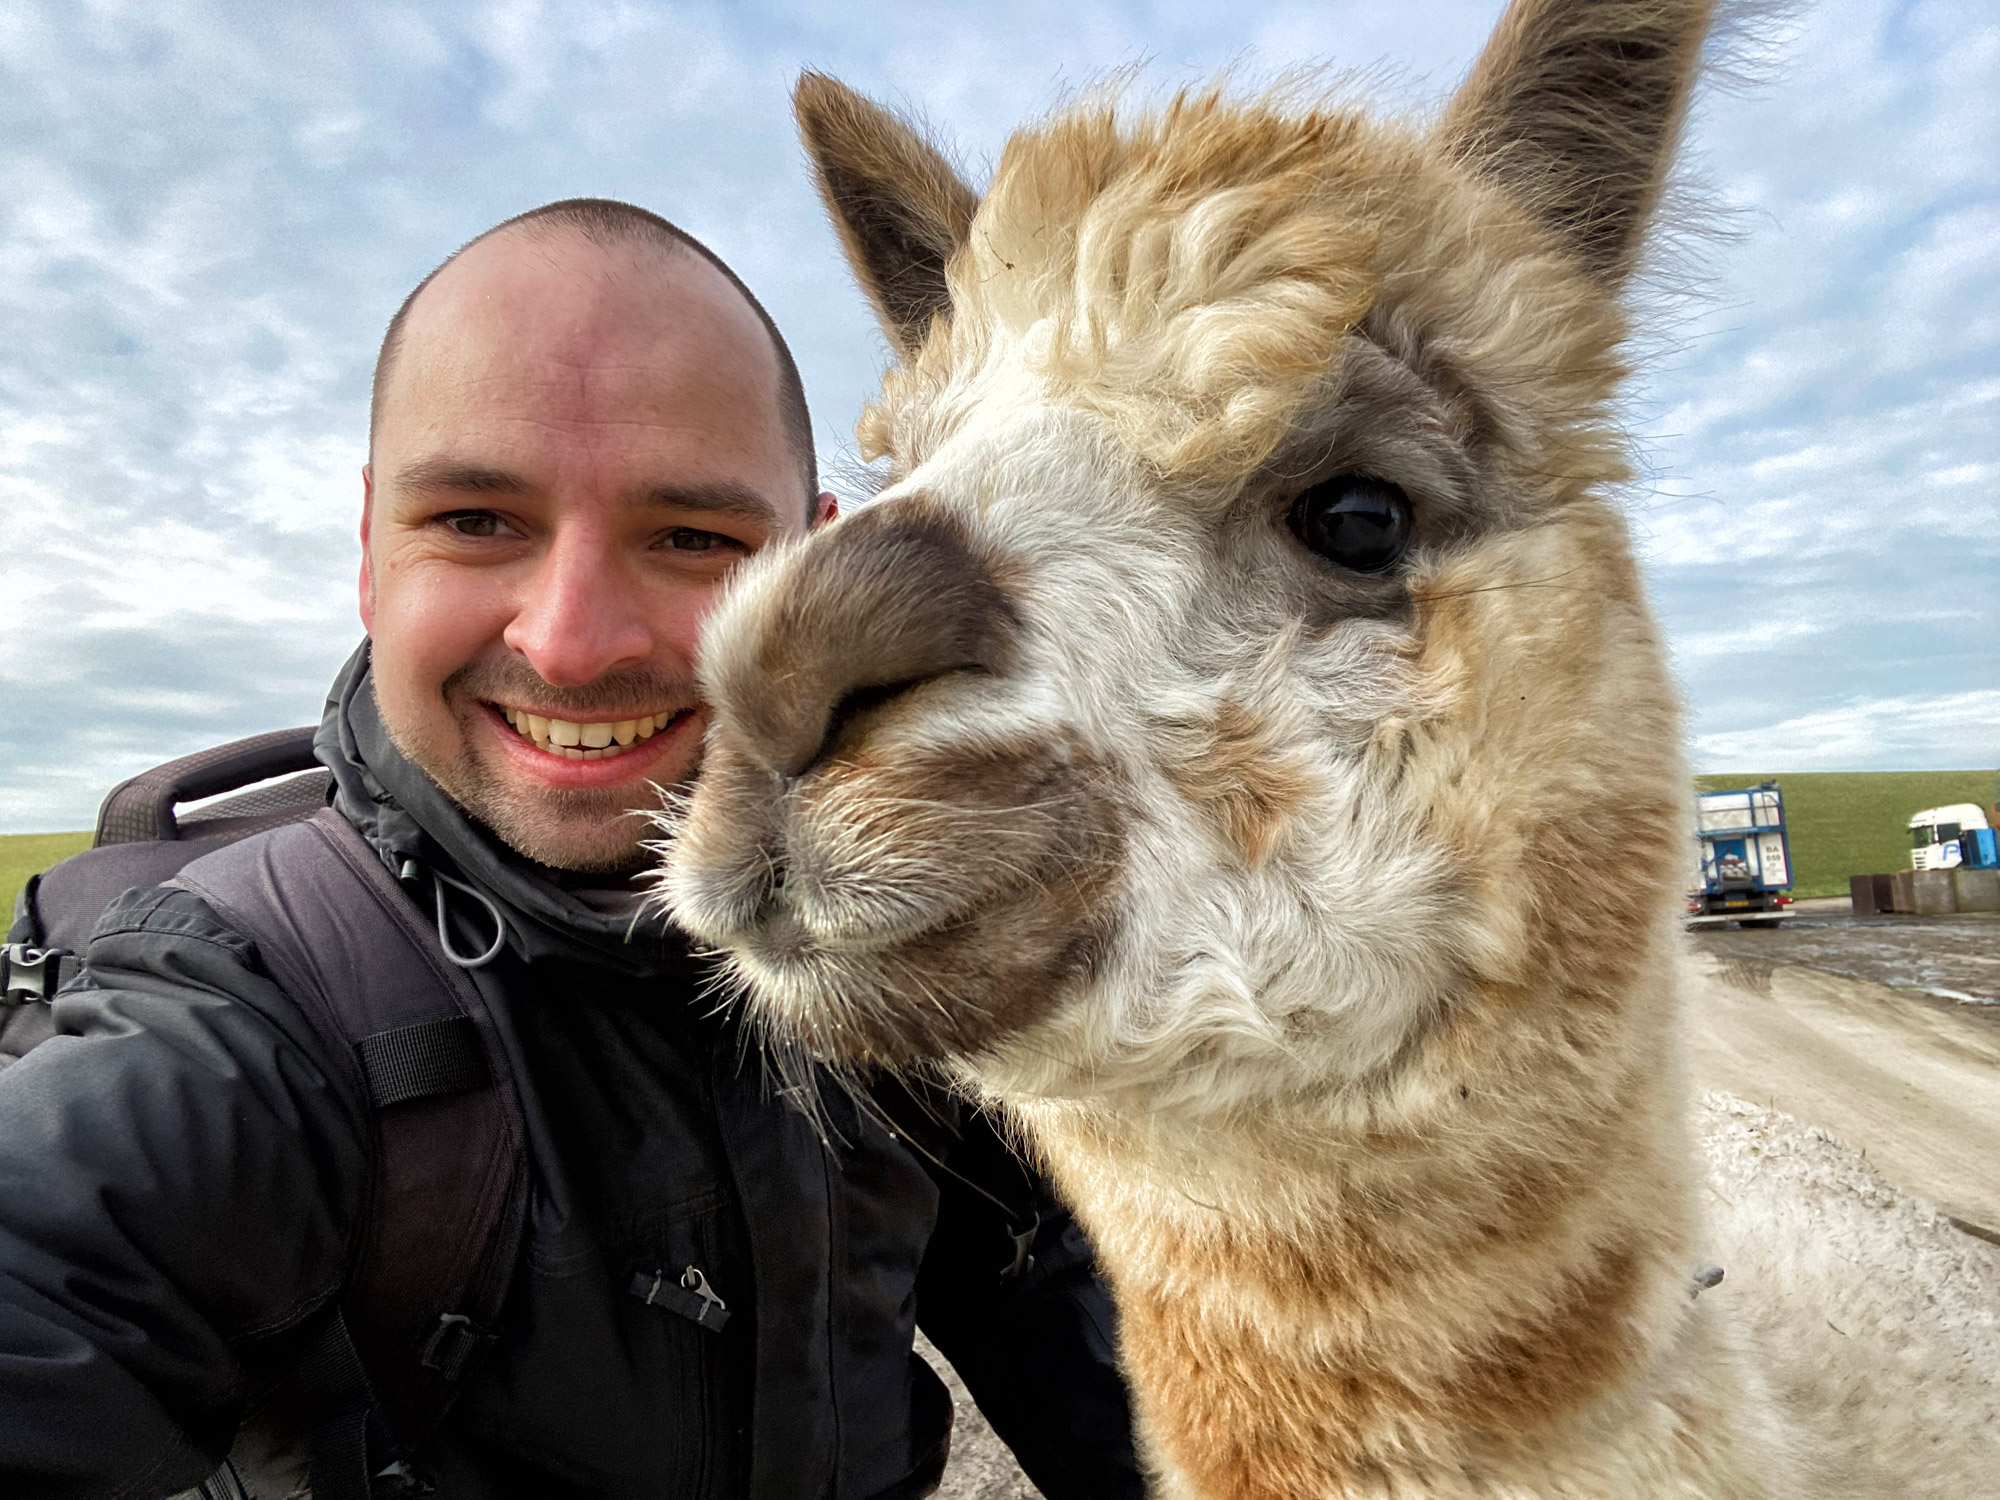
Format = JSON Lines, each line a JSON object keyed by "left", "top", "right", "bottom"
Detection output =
{"left": 1691, "top": 911, "right": 2000, "bottom": 1006}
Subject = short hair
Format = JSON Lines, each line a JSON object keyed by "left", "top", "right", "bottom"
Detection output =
{"left": 370, "top": 198, "right": 818, "bottom": 506}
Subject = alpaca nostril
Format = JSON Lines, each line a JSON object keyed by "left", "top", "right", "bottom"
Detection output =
{"left": 816, "top": 674, "right": 946, "bottom": 765}
{"left": 717, "top": 496, "right": 1020, "bottom": 780}
{"left": 830, "top": 678, "right": 924, "bottom": 736}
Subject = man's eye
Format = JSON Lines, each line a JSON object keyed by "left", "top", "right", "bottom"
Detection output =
{"left": 664, "top": 528, "right": 728, "bottom": 553}
{"left": 442, "top": 512, "right": 512, "bottom": 539}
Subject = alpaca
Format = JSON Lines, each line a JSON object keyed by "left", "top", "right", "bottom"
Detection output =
{"left": 659, "top": 1, "right": 2000, "bottom": 1493}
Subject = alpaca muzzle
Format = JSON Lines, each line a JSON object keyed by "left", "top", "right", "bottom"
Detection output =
{"left": 659, "top": 494, "right": 1125, "bottom": 1067}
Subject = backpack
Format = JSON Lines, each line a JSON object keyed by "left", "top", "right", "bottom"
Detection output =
{"left": 1, "top": 728, "right": 530, "bottom": 1500}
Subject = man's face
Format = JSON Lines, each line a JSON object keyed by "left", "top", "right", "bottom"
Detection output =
{"left": 362, "top": 228, "right": 831, "bottom": 872}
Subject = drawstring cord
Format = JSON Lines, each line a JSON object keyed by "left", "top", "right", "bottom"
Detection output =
{"left": 399, "top": 858, "right": 508, "bottom": 969}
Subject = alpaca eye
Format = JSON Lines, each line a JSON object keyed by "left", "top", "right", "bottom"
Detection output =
{"left": 1286, "top": 476, "right": 1411, "bottom": 574}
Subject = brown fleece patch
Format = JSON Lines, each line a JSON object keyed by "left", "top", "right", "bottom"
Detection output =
{"left": 1119, "top": 1230, "right": 1646, "bottom": 1497}
{"left": 720, "top": 495, "right": 1020, "bottom": 778}
{"left": 1443, "top": 1243, "right": 1645, "bottom": 1433}
{"left": 866, "top": 867, "right": 1121, "bottom": 1066}
{"left": 674, "top": 735, "right": 1126, "bottom": 1071}
{"left": 1408, "top": 503, "right": 1686, "bottom": 1015}
{"left": 1162, "top": 700, "right": 1311, "bottom": 868}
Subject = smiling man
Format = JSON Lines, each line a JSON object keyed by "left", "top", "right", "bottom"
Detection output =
{"left": 360, "top": 210, "right": 830, "bottom": 874}
{"left": 0, "top": 201, "right": 1141, "bottom": 1500}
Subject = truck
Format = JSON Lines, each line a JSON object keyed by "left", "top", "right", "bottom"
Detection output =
{"left": 1688, "top": 782, "right": 1794, "bottom": 928}
{"left": 1907, "top": 803, "right": 1993, "bottom": 871}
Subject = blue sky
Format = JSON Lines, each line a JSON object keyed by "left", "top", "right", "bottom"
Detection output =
{"left": 0, "top": 0, "right": 1994, "bottom": 832}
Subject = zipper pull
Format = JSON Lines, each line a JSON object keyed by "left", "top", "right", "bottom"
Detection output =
{"left": 680, "top": 1266, "right": 728, "bottom": 1328}
{"left": 627, "top": 1263, "right": 732, "bottom": 1331}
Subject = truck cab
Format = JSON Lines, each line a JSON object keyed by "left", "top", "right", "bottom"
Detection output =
{"left": 1690, "top": 782, "right": 1795, "bottom": 928}
{"left": 1908, "top": 804, "right": 1992, "bottom": 871}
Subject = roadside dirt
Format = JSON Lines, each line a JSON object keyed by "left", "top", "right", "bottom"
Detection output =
{"left": 931, "top": 911, "right": 2000, "bottom": 1497}
{"left": 1694, "top": 905, "right": 2000, "bottom": 1008}
{"left": 1682, "top": 941, "right": 2000, "bottom": 1234}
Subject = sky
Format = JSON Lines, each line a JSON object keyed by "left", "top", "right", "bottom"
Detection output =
{"left": 0, "top": 0, "right": 1994, "bottom": 832}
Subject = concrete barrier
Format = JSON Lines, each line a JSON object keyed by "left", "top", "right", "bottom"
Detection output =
{"left": 1850, "top": 874, "right": 1896, "bottom": 916}
{"left": 1911, "top": 869, "right": 1958, "bottom": 916}
{"left": 1953, "top": 867, "right": 2000, "bottom": 913}
{"left": 1891, "top": 870, "right": 1915, "bottom": 914}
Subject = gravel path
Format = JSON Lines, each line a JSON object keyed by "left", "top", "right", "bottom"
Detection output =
{"left": 1683, "top": 950, "right": 2000, "bottom": 1234}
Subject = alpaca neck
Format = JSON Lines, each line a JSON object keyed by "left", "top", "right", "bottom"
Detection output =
{"left": 1014, "top": 1034, "right": 1713, "bottom": 1495}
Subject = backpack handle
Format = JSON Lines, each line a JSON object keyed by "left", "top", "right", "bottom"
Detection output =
{"left": 95, "top": 726, "right": 322, "bottom": 845}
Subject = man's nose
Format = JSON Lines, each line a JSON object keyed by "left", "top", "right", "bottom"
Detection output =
{"left": 708, "top": 498, "right": 1019, "bottom": 777}
{"left": 502, "top": 526, "right": 657, "bottom": 687}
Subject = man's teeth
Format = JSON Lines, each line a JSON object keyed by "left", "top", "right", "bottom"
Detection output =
{"left": 502, "top": 708, "right": 676, "bottom": 761}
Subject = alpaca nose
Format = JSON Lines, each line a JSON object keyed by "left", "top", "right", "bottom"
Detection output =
{"left": 709, "top": 498, "right": 1020, "bottom": 778}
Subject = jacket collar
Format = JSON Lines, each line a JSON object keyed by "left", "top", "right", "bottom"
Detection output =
{"left": 315, "top": 641, "right": 685, "bottom": 978}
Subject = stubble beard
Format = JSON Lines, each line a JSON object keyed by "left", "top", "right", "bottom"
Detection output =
{"left": 387, "top": 658, "right": 702, "bottom": 875}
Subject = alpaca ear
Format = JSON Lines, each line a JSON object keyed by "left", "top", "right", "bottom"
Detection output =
{"left": 794, "top": 72, "right": 979, "bottom": 358}
{"left": 1438, "top": 0, "right": 1714, "bottom": 285}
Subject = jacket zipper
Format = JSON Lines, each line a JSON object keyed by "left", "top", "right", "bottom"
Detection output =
{"left": 629, "top": 1261, "right": 727, "bottom": 1495}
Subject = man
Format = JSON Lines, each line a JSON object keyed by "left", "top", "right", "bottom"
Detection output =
{"left": 0, "top": 200, "right": 1141, "bottom": 1499}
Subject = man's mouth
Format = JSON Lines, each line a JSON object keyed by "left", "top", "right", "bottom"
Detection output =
{"left": 493, "top": 704, "right": 689, "bottom": 762}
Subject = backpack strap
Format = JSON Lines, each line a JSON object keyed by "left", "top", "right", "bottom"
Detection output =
{"left": 1, "top": 943, "right": 75, "bottom": 1006}
{"left": 168, "top": 808, "right": 529, "bottom": 1479}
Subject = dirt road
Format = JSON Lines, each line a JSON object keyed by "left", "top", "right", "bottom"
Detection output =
{"left": 919, "top": 1333, "right": 1039, "bottom": 1500}
{"left": 1683, "top": 943, "right": 2000, "bottom": 1234}
{"left": 1694, "top": 902, "right": 2000, "bottom": 1006}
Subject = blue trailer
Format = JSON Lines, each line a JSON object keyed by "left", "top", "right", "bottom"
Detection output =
{"left": 1688, "top": 782, "right": 1795, "bottom": 928}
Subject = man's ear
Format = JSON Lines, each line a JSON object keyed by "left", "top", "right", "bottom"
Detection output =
{"left": 358, "top": 463, "right": 376, "bottom": 633}
{"left": 794, "top": 72, "right": 978, "bottom": 359}
{"left": 1436, "top": 0, "right": 1715, "bottom": 287}
{"left": 813, "top": 489, "right": 839, "bottom": 528}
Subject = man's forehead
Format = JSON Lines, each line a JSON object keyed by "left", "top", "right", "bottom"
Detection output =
{"left": 369, "top": 220, "right": 808, "bottom": 520}
{"left": 391, "top": 226, "right": 775, "bottom": 392}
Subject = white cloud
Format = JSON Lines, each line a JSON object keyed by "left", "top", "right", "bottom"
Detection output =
{"left": 1694, "top": 691, "right": 2000, "bottom": 772}
{"left": 1627, "top": 0, "right": 1999, "bottom": 763}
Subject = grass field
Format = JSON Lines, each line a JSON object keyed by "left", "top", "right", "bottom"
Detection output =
{"left": 1696, "top": 770, "right": 2000, "bottom": 899}
{"left": 4, "top": 770, "right": 1996, "bottom": 921}
{"left": 1, "top": 831, "right": 93, "bottom": 926}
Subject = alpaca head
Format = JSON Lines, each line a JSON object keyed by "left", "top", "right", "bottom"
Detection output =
{"left": 661, "top": 0, "right": 1709, "bottom": 1118}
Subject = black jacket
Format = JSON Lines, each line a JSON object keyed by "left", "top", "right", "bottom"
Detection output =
{"left": 0, "top": 646, "right": 1141, "bottom": 1500}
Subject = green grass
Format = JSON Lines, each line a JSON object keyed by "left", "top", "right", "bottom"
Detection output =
{"left": 1695, "top": 770, "right": 2000, "bottom": 899}
{"left": 1, "top": 832, "right": 93, "bottom": 928}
